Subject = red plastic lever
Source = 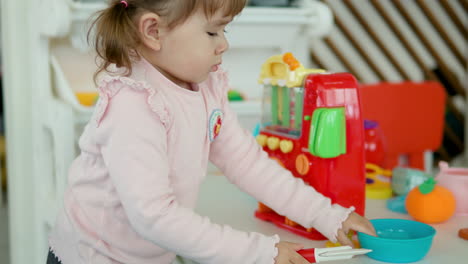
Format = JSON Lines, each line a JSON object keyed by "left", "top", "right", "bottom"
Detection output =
{"left": 297, "top": 248, "right": 316, "bottom": 263}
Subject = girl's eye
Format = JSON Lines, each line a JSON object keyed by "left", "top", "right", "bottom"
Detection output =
{"left": 207, "top": 30, "right": 227, "bottom": 37}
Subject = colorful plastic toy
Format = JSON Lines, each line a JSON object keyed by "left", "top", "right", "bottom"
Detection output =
{"left": 459, "top": 228, "right": 468, "bottom": 240}
{"left": 75, "top": 92, "right": 99, "bottom": 107}
{"left": 359, "top": 82, "right": 446, "bottom": 170}
{"left": 437, "top": 161, "right": 468, "bottom": 216}
{"left": 297, "top": 246, "right": 371, "bottom": 263}
{"left": 365, "top": 163, "right": 392, "bottom": 199}
{"left": 387, "top": 167, "right": 431, "bottom": 214}
{"left": 363, "top": 120, "right": 386, "bottom": 166}
{"left": 324, "top": 232, "right": 360, "bottom": 248}
{"left": 227, "top": 90, "right": 245, "bottom": 101}
{"left": 391, "top": 167, "right": 430, "bottom": 196}
{"left": 254, "top": 53, "right": 366, "bottom": 240}
{"left": 405, "top": 177, "right": 456, "bottom": 223}
{"left": 386, "top": 195, "right": 408, "bottom": 214}
{"left": 358, "top": 218, "right": 436, "bottom": 263}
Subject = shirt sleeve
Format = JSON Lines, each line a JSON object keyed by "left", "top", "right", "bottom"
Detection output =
{"left": 96, "top": 84, "right": 279, "bottom": 264}
{"left": 208, "top": 71, "right": 354, "bottom": 242}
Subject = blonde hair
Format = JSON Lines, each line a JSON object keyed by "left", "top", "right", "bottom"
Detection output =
{"left": 88, "top": 0, "right": 247, "bottom": 83}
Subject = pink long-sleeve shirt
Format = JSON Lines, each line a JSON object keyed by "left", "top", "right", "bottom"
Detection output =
{"left": 49, "top": 58, "right": 353, "bottom": 264}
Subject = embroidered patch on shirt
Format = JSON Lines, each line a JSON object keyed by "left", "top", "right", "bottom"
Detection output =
{"left": 208, "top": 109, "right": 223, "bottom": 142}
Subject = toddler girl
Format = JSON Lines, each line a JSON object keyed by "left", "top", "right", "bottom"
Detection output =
{"left": 48, "top": 0, "right": 376, "bottom": 263}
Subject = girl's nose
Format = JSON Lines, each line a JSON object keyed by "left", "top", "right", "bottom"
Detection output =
{"left": 215, "top": 36, "right": 229, "bottom": 55}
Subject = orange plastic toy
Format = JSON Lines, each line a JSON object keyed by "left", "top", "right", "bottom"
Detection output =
{"left": 406, "top": 178, "right": 456, "bottom": 223}
{"left": 75, "top": 92, "right": 99, "bottom": 107}
{"left": 359, "top": 82, "right": 446, "bottom": 170}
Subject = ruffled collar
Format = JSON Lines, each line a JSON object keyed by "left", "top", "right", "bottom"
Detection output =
{"left": 93, "top": 59, "right": 173, "bottom": 128}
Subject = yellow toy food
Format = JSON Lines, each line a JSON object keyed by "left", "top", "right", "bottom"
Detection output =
{"left": 365, "top": 163, "right": 393, "bottom": 199}
{"left": 75, "top": 92, "right": 99, "bottom": 107}
{"left": 406, "top": 178, "right": 456, "bottom": 223}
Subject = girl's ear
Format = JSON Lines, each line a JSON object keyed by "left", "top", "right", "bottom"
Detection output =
{"left": 139, "top": 12, "right": 162, "bottom": 51}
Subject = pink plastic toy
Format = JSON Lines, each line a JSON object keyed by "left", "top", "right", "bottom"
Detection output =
{"left": 437, "top": 161, "right": 468, "bottom": 216}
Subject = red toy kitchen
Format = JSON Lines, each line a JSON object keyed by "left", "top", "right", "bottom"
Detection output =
{"left": 254, "top": 53, "right": 366, "bottom": 240}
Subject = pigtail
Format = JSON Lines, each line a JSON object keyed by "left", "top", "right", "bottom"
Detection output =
{"left": 88, "top": 0, "right": 141, "bottom": 84}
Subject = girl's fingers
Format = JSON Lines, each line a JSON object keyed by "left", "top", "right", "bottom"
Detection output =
{"left": 276, "top": 255, "right": 289, "bottom": 264}
{"left": 343, "top": 225, "right": 350, "bottom": 234}
{"left": 347, "top": 213, "right": 377, "bottom": 237}
{"left": 364, "top": 223, "right": 377, "bottom": 236}
{"left": 291, "top": 253, "right": 310, "bottom": 264}
{"left": 290, "top": 244, "right": 309, "bottom": 264}
{"left": 337, "top": 229, "right": 353, "bottom": 247}
{"left": 290, "top": 243, "right": 304, "bottom": 251}
{"left": 275, "top": 241, "right": 309, "bottom": 264}
{"left": 351, "top": 219, "right": 377, "bottom": 237}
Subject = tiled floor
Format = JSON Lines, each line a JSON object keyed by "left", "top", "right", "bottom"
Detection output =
{"left": 0, "top": 200, "right": 9, "bottom": 264}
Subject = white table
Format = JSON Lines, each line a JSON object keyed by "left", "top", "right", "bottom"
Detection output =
{"left": 195, "top": 175, "right": 468, "bottom": 263}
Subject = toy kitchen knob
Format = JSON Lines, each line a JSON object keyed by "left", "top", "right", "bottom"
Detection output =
{"left": 280, "top": 140, "right": 293, "bottom": 153}
{"left": 295, "top": 154, "right": 311, "bottom": 175}
{"left": 267, "top": 137, "right": 280, "bottom": 150}
{"left": 256, "top": 134, "right": 268, "bottom": 147}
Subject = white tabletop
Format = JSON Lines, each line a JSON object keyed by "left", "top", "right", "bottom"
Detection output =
{"left": 195, "top": 174, "right": 468, "bottom": 264}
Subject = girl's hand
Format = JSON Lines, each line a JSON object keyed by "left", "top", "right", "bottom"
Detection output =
{"left": 337, "top": 212, "right": 377, "bottom": 247}
{"left": 274, "top": 241, "right": 310, "bottom": 264}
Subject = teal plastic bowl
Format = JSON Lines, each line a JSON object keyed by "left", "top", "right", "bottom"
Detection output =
{"left": 357, "top": 219, "right": 436, "bottom": 263}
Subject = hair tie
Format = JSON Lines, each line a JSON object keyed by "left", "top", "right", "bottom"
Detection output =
{"left": 120, "top": 0, "right": 128, "bottom": 8}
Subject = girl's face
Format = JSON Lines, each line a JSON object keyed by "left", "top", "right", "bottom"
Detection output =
{"left": 151, "top": 9, "right": 232, "bottom": 89}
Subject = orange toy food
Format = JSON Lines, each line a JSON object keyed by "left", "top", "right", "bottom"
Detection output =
{"left": 459, "top": 228, "right": 468, "bottom": 240}
{"left": 282, "top": 52, "right": 300, "bottom": 71}
{"left": 406, "top": 178, "right": 456, "bottom": 224}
